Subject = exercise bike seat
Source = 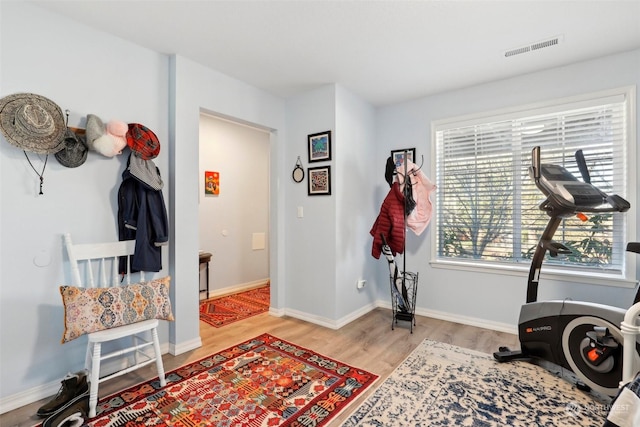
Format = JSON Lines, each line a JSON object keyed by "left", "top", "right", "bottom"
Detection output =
{"left": 627, "top": 242, "right": 640, "bottom": 254}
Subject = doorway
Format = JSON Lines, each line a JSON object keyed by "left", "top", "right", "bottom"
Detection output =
{"left": 197, "top": 113, "right": 271, "bottom": 323}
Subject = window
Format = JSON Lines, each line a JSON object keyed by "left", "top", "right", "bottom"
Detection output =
{"left": 432, "top": 87, "right": 635, "bottom": 280}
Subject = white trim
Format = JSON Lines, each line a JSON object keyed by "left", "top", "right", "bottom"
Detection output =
{"left": 432, "top": 88, "right": 629, "bottom": 130}
{"left": 282, "top": 307, "right": 340, "bottom": 329}
{"left": 0, "top": 378, "right": 60, "bottom": 415}
{"left": 623, "top": 85, "right": 637, "bottom": 283}
{"left": 431, "top": 85, "right": 637, "bottom": 282}
{"left": 269, "top": 306, "right": 286, "bottom": 317}
{"left": 430, "top": 259, "right": 638, "bottom": 288}
{"left": 415, "top": 307, "right": 518, "bottom": 335}
{"left": 279, "top": 303, "right": 378, "bottom": 330}
{"left": 335, "top": 303, "right": 378, "bottom": 329}
{"left": 375, "top": 300, "right": 517, "bottom": 334}
{"left": 169, "top": 337, "right": 202, "bottom": 356}
{"left": 0, "top": 344, "right": 174, "bottom": 415}
{"left": 200, "top": 279, "right": 270, "bottom": 300}
{"left": 281, "top": 301, "right": 517, "bottom": 335}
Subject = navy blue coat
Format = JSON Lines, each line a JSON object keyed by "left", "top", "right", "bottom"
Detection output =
{"left": 118, "top": 168, "right": 169, "bottom": 273}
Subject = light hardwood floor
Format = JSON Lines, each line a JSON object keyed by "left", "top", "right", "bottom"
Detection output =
{"left": 1, "top": 308, "right": 519, "bottom": 427}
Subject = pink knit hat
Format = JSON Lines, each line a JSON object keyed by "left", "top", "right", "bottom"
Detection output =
{"left": 86, "top": 114, "right": 128, "bottom": 157}
{"left": 106, "top": 120, "right": 128, "bottom": 154}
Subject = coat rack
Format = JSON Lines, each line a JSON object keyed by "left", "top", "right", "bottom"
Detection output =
{"left": 383, "top": 150, "right": 423, "bottom": 333}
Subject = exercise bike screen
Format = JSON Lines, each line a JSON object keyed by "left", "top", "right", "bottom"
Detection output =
{"left": 541, "top": 165, "right": 578, "bottom": 182}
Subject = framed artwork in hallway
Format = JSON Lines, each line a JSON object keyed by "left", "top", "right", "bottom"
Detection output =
{"left": 308, "top": 165, "right": 331, "bottom": 196}
{"left": 308, "top": 130, "right": 332, "bottom": 163}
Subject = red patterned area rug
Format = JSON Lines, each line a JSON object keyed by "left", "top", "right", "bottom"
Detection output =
{"left": 200, "top": 285, "right": 270, "bottom": 328}
{"left": 85, "top": 334, "right": 378, "bottom": 427}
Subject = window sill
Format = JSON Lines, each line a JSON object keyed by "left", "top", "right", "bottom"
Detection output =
{"left": 430, "top": 259, "right": 638, "bottom": 289}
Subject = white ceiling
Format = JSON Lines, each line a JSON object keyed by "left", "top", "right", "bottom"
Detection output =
{"left": 28, "top": 0, "right": 640, "bottom": 106}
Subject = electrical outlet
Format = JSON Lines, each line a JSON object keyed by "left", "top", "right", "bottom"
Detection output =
{"left": 357, "top": 279, "right": 366, "bottom": 289}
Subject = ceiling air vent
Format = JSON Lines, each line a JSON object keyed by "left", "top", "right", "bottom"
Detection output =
{"left": 504, "top": 35, "right": 563, "bottom": 58}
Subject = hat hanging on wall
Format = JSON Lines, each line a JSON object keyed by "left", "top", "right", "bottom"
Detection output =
{"left": 127, "top": 123, "right": 160, "bottom": 160}
{"left": 0, "top": 93, "right": 67, "bottom": 195}
{"left": 0, "top": 93, "right": 66, "bottom": 154}
{"left": 55, "top": 128, "right": 88, "bottom": 168}
{"left": 86, "top": 114, "right": 128, "bottom": 157}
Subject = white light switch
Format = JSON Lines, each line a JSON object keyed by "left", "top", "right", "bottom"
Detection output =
{"left": 297, "top": 206, "right": 304, "bottom": 218}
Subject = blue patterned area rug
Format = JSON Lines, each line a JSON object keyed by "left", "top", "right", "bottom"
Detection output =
{"left": 341, "top": 339, "right": 611, "bottom": 426}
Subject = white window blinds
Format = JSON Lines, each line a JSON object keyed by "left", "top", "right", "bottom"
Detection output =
{"left": 433, "top": 89, "right": 631, "bottom": 276}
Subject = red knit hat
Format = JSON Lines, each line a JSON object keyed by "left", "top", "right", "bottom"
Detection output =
{"left": 126, "top": 123, "right": 160, "bottom": 160}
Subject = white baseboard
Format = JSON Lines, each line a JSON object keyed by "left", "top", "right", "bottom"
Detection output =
{"left": 280, "top": 304, "right": 379, "bottom": 329}
{"left": 283, "top": 307, "right": 340, "bottom": 329}
{"left": 202, "top": 279, "right": 270, "bottom": 300}
{"left": 415, "top": 306, "right": 518, "bottom": 335}
{"left": 269, "top": 307, "right": 286, "bottom": 317}
{"left": 274, "top": 301, "right": 516, "bottom": 337}
{"left": 335, "top": 302, "right": 378, "bottom": 329}
{"left": 0, "top": 378, "right": 59, "bottom": 415}
{"left": 170, "top": 336, "right": 202, "bottom": 356}
{"left": 376, "top": 299, "right": 518, "bottom": 335}
{"left": 0, "top": 343, "right": 175, "bottom": 415}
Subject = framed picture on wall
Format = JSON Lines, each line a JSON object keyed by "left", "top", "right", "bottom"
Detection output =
{"left": 204, "top": 171, "right": 219, "bottom": 195}
{"left": 390, "top": 148, "right": 415, "bottom": 168}
{"left": 308, "top": 165, "right": 331, "bottom": 196}
{"left": 308, "top": 131, "right": 332, "bottom": 163}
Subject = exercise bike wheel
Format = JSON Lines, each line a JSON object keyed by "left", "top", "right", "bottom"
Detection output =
{"left": 561, "top": 316, "right": 638, "bottom": 396}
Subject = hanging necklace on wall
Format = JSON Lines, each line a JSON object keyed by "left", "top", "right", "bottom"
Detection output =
{"left": 24, "top": 151, "right": 48, "bottom": 195}
{"left": 21, "top": 109, "right": 69, "bottom": 196}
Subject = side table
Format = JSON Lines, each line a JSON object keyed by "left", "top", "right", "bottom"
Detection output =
{"left": 199, "top": 252, "right": 212, "bottom": 299}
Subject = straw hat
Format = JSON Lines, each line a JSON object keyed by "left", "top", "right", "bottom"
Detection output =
{"left": 0, "top": 93, "right": 66, "bottom": 154}
{"left": 55, "top": 128, "right": 88, "bottom": 168}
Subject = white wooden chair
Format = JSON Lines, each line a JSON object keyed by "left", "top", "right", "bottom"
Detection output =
{"left": 63, "top": 233, "right": 167, "bottom": 418}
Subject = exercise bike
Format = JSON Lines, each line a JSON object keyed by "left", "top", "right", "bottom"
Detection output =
{"left": 494, "top": 146, "right": 640, "bottom": 397}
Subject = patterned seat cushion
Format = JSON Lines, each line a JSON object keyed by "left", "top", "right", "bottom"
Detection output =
{"left": 59, "top": 276, "right": 174, "bottom": 343}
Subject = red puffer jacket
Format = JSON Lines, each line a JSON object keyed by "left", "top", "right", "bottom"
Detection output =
{"left": 370, "top": 182, "right": 406, "bottom": 259}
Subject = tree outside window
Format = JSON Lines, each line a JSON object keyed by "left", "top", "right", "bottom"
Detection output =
{"left": 433, "top": 89, "right": 630, "bottom": 276}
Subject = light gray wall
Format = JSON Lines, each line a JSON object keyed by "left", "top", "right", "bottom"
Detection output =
{"left": 169, "top": 52, "right": 286, "bottom": 356}
{"left": 198, "top": 115, "right": 270, "bottom": 292}
{"left": 0, "top": 2, "right": 289, "bottom": 409}
{"left": 0, "top": 2, "right": 170, "bottom": 398}
{"left": 1, "top": 0, "right": 639, "bottom": 412}
{"left": 284, "top": 86, "right": 338, "bottom": 320}
{"left": 334, "top": 85, "right": 379, "bottom": 321}
{"left": 376, "top": 49, "right": 640, "bottom": 329}
{"left": 283, "top": 84, "right": 380, "bottom": 324}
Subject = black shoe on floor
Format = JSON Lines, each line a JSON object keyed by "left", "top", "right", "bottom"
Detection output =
{"left": 42, "top": 390, "right": 89, "bottom": 427}
{"left": 37, "top": 370, "right": 89, "bottom": 418}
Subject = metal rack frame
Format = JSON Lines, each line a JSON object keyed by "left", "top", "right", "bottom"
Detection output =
{"left": 390, "top": 271, "right": 418, "bottom": 332}
{"left": 386, "top": 149, "right": 423, "bottom": 333}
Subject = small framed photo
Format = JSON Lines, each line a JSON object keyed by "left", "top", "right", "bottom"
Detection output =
{"left": 308, "top": 165, "right": 331, "bottom": 196}
{"left": 204, "top": 171, "right": 219, "bottom": 195}
{"left": 390, "top": 148, "right": 415, "bottom": 168}
{"left": 308, "top": 131, "right": 332, "bottom": 163}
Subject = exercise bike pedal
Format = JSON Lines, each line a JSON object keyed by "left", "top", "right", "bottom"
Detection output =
{"left": 575, "top": 381, "right": 591, "bottom": 392}
{"left": 493, "top": 348, "right": 527, "bottom": 362}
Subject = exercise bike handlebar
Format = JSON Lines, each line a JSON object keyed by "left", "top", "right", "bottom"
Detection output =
{"left": 530, "top": 146, "right": 630, "bottom": 217}
{"left": 526, "top": 146, "right": 630, "bottom": 304}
